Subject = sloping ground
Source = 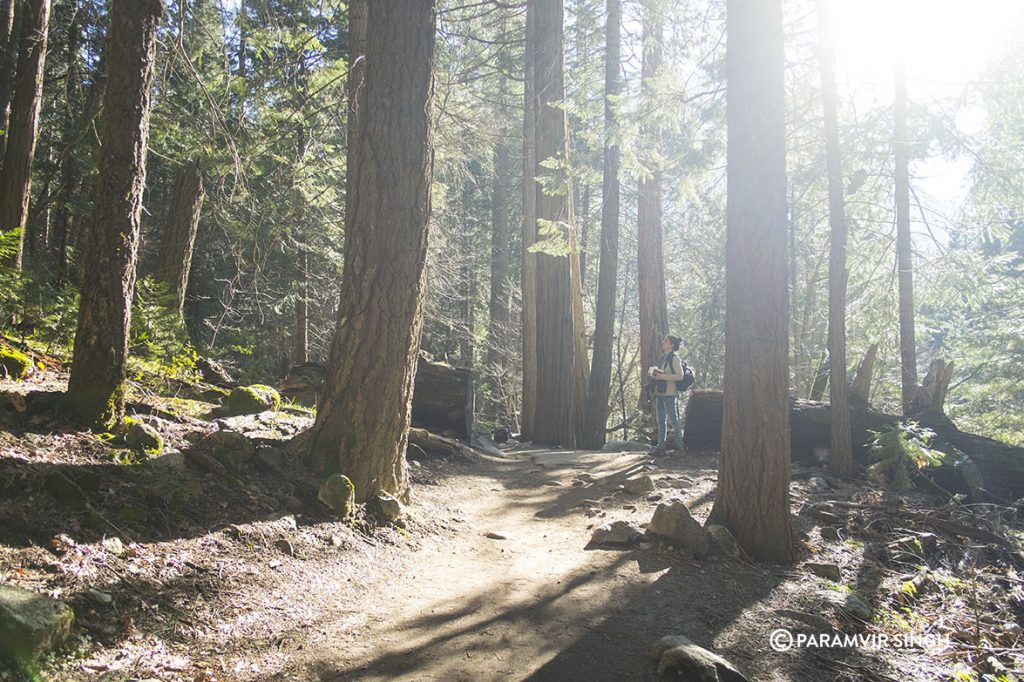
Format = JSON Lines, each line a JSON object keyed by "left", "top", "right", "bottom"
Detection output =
{"left": 1, "top": 372, "right": 1022, "bottom": 680}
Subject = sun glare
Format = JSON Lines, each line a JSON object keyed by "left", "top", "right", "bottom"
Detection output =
{"left": 831, "top": 0, "right": 1023, "bottom": 99}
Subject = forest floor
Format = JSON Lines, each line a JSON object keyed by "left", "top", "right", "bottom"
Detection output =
{"left": 1, "top": 369, "right": 1022, "bottom": 681}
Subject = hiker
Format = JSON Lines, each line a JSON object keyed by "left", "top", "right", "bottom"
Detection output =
{"left": 650, "top": 334, "right": 686, "bottom": 453}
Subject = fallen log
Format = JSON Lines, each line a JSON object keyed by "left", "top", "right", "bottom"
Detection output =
{"left": 683, "top": 390, "right": 1024, "bottom": 501}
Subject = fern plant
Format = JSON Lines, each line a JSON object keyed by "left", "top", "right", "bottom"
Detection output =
{"left": 866, "top": 421, "right": 947, "bottom": 491}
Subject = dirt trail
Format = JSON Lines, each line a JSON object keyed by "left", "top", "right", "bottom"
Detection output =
{"left": 286, "top": 447, "right": 696, "bottom": 681}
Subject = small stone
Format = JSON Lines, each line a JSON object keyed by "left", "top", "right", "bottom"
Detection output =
{"left": 318, "top": 474, "right": 355, "bottom": 518}
{"left": 646, "top": 493, "right": 664, "bottom": 502}
{"left": 706, "top": 524, "right": 741, "bottom": 559}
{"left": 622, "top": 504, "right": 636, "bottom": 511}
{"left": 650, "top": 635, "right": 750, "bottom": 680}
{"left": 83, "top": 589, "right": 113, "bottom": 606}
{"left": 485, "top": 531, "right": 511, "bottom": 540}
{"left": 101, "top": 537, "right": 125, "bottom": 556}
{"left": 624, "top": 475, "right": 655, "bottom": 495}
{"left": 544, "top": 480, "right": 564, "bottom": 487}
{"left": 575, "top": 473, "right": 596, "bottom": 483}
{"left": 125, "top": 422, "right": 163, "bottom": 455}
{"left": 639, "top": 542, "right": 652, "bottom": 549}
{"left": 329, "top": 535, "right": 345, "bottom": 548}
{"left": 808, "top": 476, "right": 830, "bottom": 493}
{"left": 807, "top": 562, "right": 842, "bottom": 582}
{"left": 821, "top": 590, "right": 873, "bottom": 621}
{"left": 151, "top": 450, "right": 186, "bottom": 470}
{"left": 368, "top": 492, "right": 403, "bottom": 524}
{"left": 589, "top": 520, "right": 643, "bottom": 546}
{"left": 274, "top": 539, "right": 295, "bottom": 556}
{"left": 0, "top": 584, "right": 75, "bottom": 662}
{"left": 647, "top": 500, "right": 710, "bottom": 558}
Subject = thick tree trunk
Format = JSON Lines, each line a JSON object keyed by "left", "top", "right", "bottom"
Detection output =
{"left": 582, "top": 0, "right": 621, "bottom": 450}
{"left": 486, "top": 137, "right": 511, "bottom": 373}
{"left": 895, "top": 56, "right": 917, "bottom": 415}
{"left": 412, "top": 356, "right": 474, "bottom": 439}
{"left": 818, "top": 0, "right": 852, "bottom": 477}
{"left": 306, "top": 2, "right": 435, "bottom": 503}
{"left": 531, "top": 0, "right": 576, "bottom": 448}
{"left": 685, "top": 389, "right": 1024, "bottom": 502}
{"left": 154, "top": 159, "right": 205, "bottom": 315}
{"left": 0, "top": 0, "right": 18, "bottom": 170}
{"left": 850, "top": 342, "right": 877, "bottom": 402}
{"left": 65, "top": 0, "right": 164, "bottom": 429}
{"left": 0, "top": 0, "right": 50, "bottom": 270}
{"left": 636, "top": 4, "right": 668, "bottom": 389}
{"left": 520, "top": 1, "right": 538, "bottom": 440}
{"left": 708, "top": 0, "right": 794, "bottom": 563}
{"left": 50, "top": 0, "right": 82, "bottom": 283}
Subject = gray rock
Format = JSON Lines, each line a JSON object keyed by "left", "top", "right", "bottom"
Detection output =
{"left": 706, "top": 524, "right": 741, "bottom": 559}
{"left": 274, "top": 539, "right": 295, "bottom": 556}
{"left": 151, "top": 450, "right": 186, "bottom": 470}
{"left": 125, "top": 422, "right": 163, "bottom": 454}
{"left": 821, "top": 589, "right": 873, "bottom": 621}
{"left": 0, "top": 584, "right": 75, "bottom": 662}
{"left": 649, "top": 635, "right": 749, "bottom": 680}
{"left": 101, "top": 537, "right": 125, "bottom": 556}
{"left": 470, "top": 434, "right": 504, "bottom": 457}
{"left": 368, "top": 492, "right": 403, "bottom": 524}
{"left": 808, "top": 476, "right": 830, "bottom": 493}
{"left": 210, "top": 429, "right": 256, "bottom": 472}
{"left": 590, "top": 520, "right": 643, "bottom": 546}
{"left": 575, "top": 473, "right": 597, "bottom": 484}
{"left": 647, "top": 500, "right": 710, "bottom": 558}
{"left": 624, "top": 475, "right": 655, "bottom": 495}
{"left": 646, "top": 493, "right": 664, "bottom": 502}
{"left": 807, "top": 562, "right": 842, "bottom": 581}
{"left": 485, "top": 530, "right": 511, "bottom": 540}
{"left": 318, "top": 474, "right": 355, "bottom": 518}
{"left": 83, "top": 589, "right": 113, "bottom": 606}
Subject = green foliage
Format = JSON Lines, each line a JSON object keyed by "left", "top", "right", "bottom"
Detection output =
{"left": 866, "top": 422, "right": 947, "bottom": 491}
{"left": 130, "top": 277, "right": 198, "bottom": 382}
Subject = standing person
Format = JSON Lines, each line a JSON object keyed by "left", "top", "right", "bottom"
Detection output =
{"left": 650, "top": 334, "right": 685, "bottom": 453}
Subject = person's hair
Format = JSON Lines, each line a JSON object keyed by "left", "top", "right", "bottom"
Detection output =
{"left": 666, "top": 335, "right": 681, "bottom": 351}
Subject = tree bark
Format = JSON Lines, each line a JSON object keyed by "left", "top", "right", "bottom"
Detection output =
{"left": 850, "top": 342, "right": 877, "bottom": 402}
{"left": 818, "top": 0, "right": 852, "bottom": 477}
{"left": 708, "top": 0, "right": 794, "bottom": 563}
{"left": 0, "top": 0, "right": 18, "bottom": 170}
{"left": 531, "top": 0, "right": 576, "bottom": 448}
{"left": 50, "top": 0, "right": 82, "bottom": 283}
{"left": 582, "top": 0, "right": 621, "bottom": 450}
{"left": 306, "top": 1, "right": 435, "bottom": 504}
{"left": 0, "top": 0, "right": 50, "bottom": 270}
{"left": 154, "top": 159, "right": 205, "bottom": 315}
{"left": 636, "top": 3, "right": 668, "bottom": 389}
{"left": 486, "top": 138, "right": 511, "bottom": 373}
{"left": 65, "top": 0, "right": 164, "bottom": 429}
{"left": 520, "top": 0, "right": 538, "bottom": 439}
{"left": 895, "top": 56, "right": 917, "bottom": 415}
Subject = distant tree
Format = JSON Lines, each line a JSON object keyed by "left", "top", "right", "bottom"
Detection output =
{"left": 582, "top": 0, "right": 622, "bottom": 450}
{"left": 65, "top": 0, "right": 164, "bottom": 428}
{"left": 154, "top": 159, "right": 205, "bottom": 316}
{"left": 520, "top": 0, "right": 538, "bottom": 439}
{"left": 894, "top": 56, "right": 917, "bottom": 415}
{"left": 307, "top": 1, "right": 436, "bottom": 502}
{"left": 0, "top": 0, "right": 17, "bottom": 167}
{"left": 0, "top": 0, "right": 50, "bottom": 270}
{"left": 708, "top": 0, "right": 794, "bottom": 563}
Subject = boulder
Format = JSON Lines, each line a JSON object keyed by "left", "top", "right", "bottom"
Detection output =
{"left": 124, "top": 422, "right": 163, "bottom": 455}
{"left": 647, "top": 500, "right": 710, "bottom": 558}
{"left": 589, "top": 520, "right": 643, "bottom": 547}
{"left": 807, "top": 562, "right": 842, "bottom": 582}
{"left": 225, "top": 384, "right": 281, "bottom": 416}
{"left": 0, "top": 584, "right": 75, "bottom": 663}
{"left": 0, "top": 347, "right": 33, "bottom": 380}
{"left": 649, "top": 635, "right": 749, "bottom": 680}
{"left": 318, "top": 474, "right": 355, "bottom": 518}
{"left": 470, "top": 434, "right": 504, "bottom": 457}
{"left": 368, "top": 492, "right": 403, "bottom": 524}
{"left": 821, "top": 589, "right": 873, "bottom": 621}
{"left": 210, "top": 429, "right": 255, "bottom": 472}
{"left": 705, "top": 524, "right": 741, "bottom": 559}
{"left": 624, "top": 475, "right": 656, "bottom": 495}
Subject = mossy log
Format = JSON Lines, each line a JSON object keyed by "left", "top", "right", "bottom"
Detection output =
{"left": 683, "top": 389, "right": 1024, "bottom": 501}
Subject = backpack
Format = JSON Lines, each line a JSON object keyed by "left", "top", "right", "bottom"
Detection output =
{"left": 644, "top": 353, "right": 695, "bottom": 401}
{"left": 677, "top": 363, "right": 695, "bottom": 393}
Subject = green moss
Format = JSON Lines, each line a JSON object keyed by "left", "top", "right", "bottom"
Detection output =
{"left": 124, "top": 421, "right": 163, "bottom": 455}
{"left": 0, "top": 347, "right": 32, "bottom": 380}
{"left": 225, "top": 384, "right": 281, "bottom": 416}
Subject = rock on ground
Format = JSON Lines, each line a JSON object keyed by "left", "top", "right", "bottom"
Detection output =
{"left": 705, "top": 524, "right": 741, "bottom": 559}
{"left": 589, "top": 520, "right": 643, "bottom": 547}
{"left": 647, "top": 500, "right": 711, "bottom": 558}
{"left": 649, "top": 634, "right": 749, "bottom": 680}
{"left": 368, "top": 492, "right": 404, "bottom": 524}
{"left": 318, "top": 474, "right": 355, "bottom": 518}
{"left": 0, "top": 584, "right": 75, "bottom": 663}
{"left": 624, "top": 475, "right": 655, "bottom": 494}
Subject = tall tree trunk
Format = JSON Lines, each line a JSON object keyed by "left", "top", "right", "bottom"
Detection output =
{"left": 65, "top": 0, "right": 164, "bottom": 429}
{"left": 294, "top": 247, "right": 308, "bottom": 364}
{"left": 0, "top": 0, "right": 50, "bottom": 270}
{"left": 708, "top": 0, "right": 794, "bottom": 564}
{"left": 50, "top": 0, "right": 81, "bottom": 283}
{"left": 154, "top": 159, "right": 205, "bottom": 315}
{"left": 291, "top": 123, "right": 309, "bottom": 365}
{"left": 486, "top": 138, "right": 511, "bottom": 372}
{"left": 0, "top": 0, "right": 17, "bottom": 169}
{"left": 520, "top": 0, "right": 538, "bottom": 439}
{"left": 894, "top": 56, "right": 917, "bottom": 416}
{"left": 637, "top": 4, "right": 668, "bottom": 391}
{"left": 307, "top": 1, "right": 436, "bottom": 503}
{"left": 818, "top": 0, "right": 852, "bottom": 477}
{"left": 344, "top": 0, "right": 366, "bottom": 217}
{"left": 531, "top": 0, "right": 576, "bottom": 448}
{"left": 582, "top": 0, "right": 621, "bottom": 450}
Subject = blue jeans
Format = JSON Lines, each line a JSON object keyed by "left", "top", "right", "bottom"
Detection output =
{"left": 656, "top": 395, "right": 683, "bottom": 449}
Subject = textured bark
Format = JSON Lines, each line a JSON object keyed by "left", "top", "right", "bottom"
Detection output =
{"left": 636, "top": 4, "right": 668, "bottom": 388}
{"left": 307, "top": 1, "right": 435, "bottom": 503}
{"left": 0, "top": 0, "right": 17, "bottom": 169}
{"left": 895, "top": 57, "right": 917, "bottom": 415}
{"left": 50, "top": 0, "right": 82, "bottom": 282}
{"left": 520, "top": 1, "right": 537, "bottom": 439}
{"left": 909, "top": 358, "right": 954, "bottom": 417}
{"left": 818, "top": 0, "right": 852, "bottom": 477}
{"left": 531, "top": 0, "right": 576, "bottom": 448}
{"left": 850, "top": 342, "right": 877, "bottom": 402}
{"left": 708, "top": 0, "right": 794, "bottom": 563}
{"left": 65, "top": 0, "right": 163, "bottom": 429}
{"left": 154, "top": 159, "right": 205, "bottom": 315}
{"left": 294, "top": 247, "right": 308, "bottom": 364}
{"left": 486, "top": 137, "right": 511, "bottom": 371}
{"left": 0, "top": 0, "right": 50, "bottom": 270}
{"left": 344, "top": 0, "right": 366, "bottom": 227}
{"left": 582, "top": 0, "right": 621, "bottom": 450}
